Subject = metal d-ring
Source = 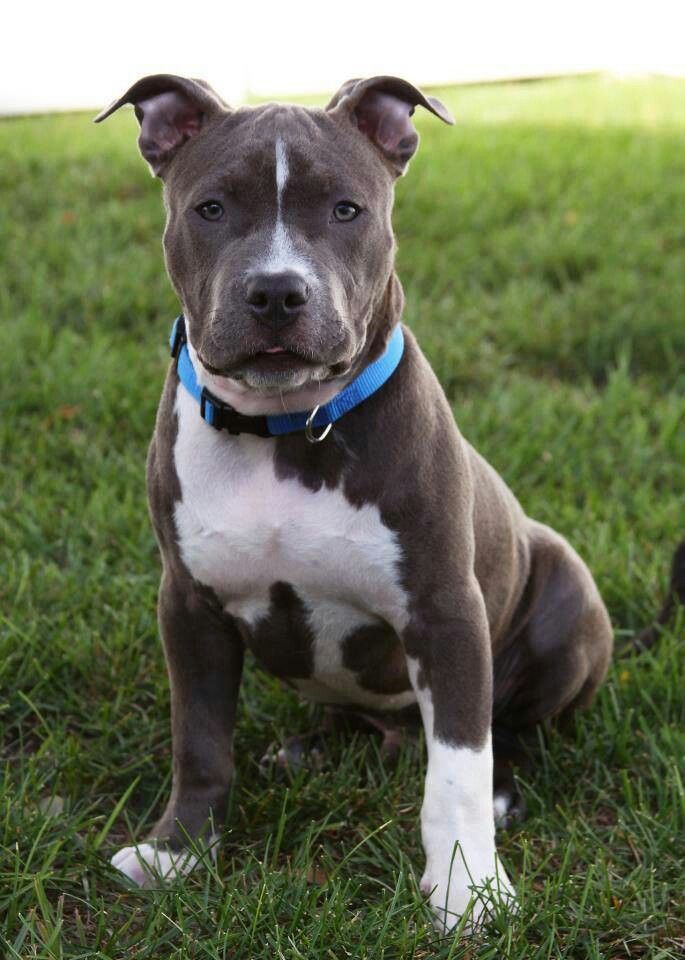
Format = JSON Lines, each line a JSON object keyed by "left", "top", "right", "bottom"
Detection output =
{"left": 305, "top": 405, "right": 333, "bottom": 444}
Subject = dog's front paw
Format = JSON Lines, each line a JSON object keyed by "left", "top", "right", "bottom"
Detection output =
{"left": 420, "top": 855, "right": 516, "bottom": 933}
{"left": 111, "top": 842, "right": 199, "bottom": 888}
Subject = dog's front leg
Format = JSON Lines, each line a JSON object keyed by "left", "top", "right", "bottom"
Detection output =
{"left": 405, "top": 581, "right": 515, "bottom": 932}
{"left": 111, "top": 570, "right": 244, "bottom": 886}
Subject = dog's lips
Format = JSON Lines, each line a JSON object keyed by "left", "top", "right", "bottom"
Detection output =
{"left": 195, "top": 334, "right": 354, "bottom": 388}
{"left": 197, "top": 347, "right": 310, "bottom": 379}
{"left": 235, "top": 347, "right": 313, "bottom": 371}
{"left": 199, "top": 347, "right": 318, "bottom": 378}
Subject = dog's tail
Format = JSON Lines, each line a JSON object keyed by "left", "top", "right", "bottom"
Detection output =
{"left": 625, "top": 541, "right": 685, "bottom": 654}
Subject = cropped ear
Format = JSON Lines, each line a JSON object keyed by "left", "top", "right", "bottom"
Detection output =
{"left": 94, "top": 74, "right": 229, "bottom": 176}
{"left": 326, "top": 76, "right": 453, "bottom": 176}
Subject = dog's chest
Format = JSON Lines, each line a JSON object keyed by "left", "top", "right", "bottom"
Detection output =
{"left": 171, "top": 388, "right": 414, "bottom": 709}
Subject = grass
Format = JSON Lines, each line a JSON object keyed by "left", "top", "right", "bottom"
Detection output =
{"left": 1, "top": 73, "right": 684, "bottom": 958}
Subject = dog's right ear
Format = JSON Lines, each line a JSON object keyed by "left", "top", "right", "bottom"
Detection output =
{"left": 94, "top": 74, "right": 228, "bottom": 176}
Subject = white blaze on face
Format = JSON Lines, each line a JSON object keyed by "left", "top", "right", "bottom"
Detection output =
{"left": 260, "top": 136, "right": 313, "bottom": 278}
{"left": 275, "top": 136, "right": 289, "bottom": 200}
{"left": 406, "top": 658, "right": 516, "bottom": 931}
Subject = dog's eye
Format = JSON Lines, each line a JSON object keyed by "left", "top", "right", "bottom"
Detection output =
{"left": 196, "top": 201, "right": 224, "bottom": 222}
{"left": 333, "top": 201, "right": 361, "bottom": 222}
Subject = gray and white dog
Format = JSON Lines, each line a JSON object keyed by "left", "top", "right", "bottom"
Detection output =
{"left": 96, "top": 74, "right": 615, "bottom": 930}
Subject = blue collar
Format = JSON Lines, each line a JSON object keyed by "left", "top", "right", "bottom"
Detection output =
{"left": 169, "top": 315, "right": 405, "bottom": 441}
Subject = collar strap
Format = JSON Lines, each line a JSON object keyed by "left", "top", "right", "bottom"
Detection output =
{"left": 169, "top": 314, "right": 404, "bottom": 440}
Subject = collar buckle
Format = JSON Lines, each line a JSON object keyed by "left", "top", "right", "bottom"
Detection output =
{"left": 200, "top": 386, "right": 271, "bottom": 437}
{"left": 199, "top": 387, "right": 221, "bottom": 430}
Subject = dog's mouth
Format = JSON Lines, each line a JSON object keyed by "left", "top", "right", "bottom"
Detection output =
{"left": 200, "top": 346, "right": 319, "bottom": 377}
{"left": 198, "top": 346, "right": 331, "bottom": 393}
{"left": 242, "top": 349, "right": 316, "bottom": 374}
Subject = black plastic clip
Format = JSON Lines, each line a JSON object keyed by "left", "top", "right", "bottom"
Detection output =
{"left": 170, "top": 314, "right": 186, "bottom": 360}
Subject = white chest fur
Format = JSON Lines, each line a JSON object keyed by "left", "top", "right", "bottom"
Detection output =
{"left": 172, "top": 387, "right": 414, "bottom": 708}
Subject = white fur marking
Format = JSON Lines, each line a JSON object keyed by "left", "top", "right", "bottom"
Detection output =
{"left": 406, "top": 658, "right": 515, "bottom": 931}
{"left": 256, "top": 137, "right": 315, "bottom": 277}
{"left": 111, "top": 843, "right": 198, "bottom": 887}
{"left": 493, "top": 793, "right": 511, "bottom": 823}
{"left": 289, "top": 601, "right": 416, "bottom": 710}
{"left": 266, "top": 220, "right": 308, "bottom": 274}
{"left": 173, "top": 388, "right": 411, "bottom": 710}
{"left": 275, "top": 137, "right": 289, "bottom": 197}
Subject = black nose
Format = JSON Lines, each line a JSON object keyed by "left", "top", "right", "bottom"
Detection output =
{"left": 245, "top": 272, "right": 310, "bottom": 329}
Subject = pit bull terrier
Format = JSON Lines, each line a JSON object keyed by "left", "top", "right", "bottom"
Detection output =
{"left": 95, "top": 74, "right": 614, "bottom": 930}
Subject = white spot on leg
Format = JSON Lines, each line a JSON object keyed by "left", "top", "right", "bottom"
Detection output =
{"left": 110, "top": 843, "right": 199, "bottom": 888}
{"left": 406, "top": 658, "right": 516, "bottom": 931}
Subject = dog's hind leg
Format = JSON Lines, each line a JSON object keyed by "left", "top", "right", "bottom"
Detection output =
{"left": 491, "top": 726, "right": 530, "bottom": 829}
{"left": 491, "top": 521, "right": 613, "bottom": 825}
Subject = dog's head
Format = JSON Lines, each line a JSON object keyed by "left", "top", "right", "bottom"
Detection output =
{"left": 96, "top": 74, "right": 452, "bottom": 407}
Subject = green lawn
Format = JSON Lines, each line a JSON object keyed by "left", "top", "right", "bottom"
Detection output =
{"left": 1, "top": 74, "right": 684, "bottom": 958}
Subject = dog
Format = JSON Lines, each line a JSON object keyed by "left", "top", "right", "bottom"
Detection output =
{"left": 95, "top": 73, "right": 617, "bottom": 931}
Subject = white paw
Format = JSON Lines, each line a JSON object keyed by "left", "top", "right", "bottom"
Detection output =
{"left": 110, "top": 842, "right": 199, "bottom": 888}
{"left": 493, "top": 793, "right": 511, "bottom": 824}
{"left": 493, "top": 790, "right": 526, "bottom": 829}
{"left": 420, "top": 855, "right": 516, "bottom": 933}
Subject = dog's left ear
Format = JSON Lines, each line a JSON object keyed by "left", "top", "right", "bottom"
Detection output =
{"left": 326, "top": 76, "right": 453, "bottom": 176}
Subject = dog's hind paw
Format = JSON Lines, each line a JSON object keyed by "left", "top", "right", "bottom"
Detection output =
{"left": 110, "top": 842, "right": 198, "bottom": 887}
{"left": 259, "top": 733, "right": 326, "bottom": 776}
{"left": 493, "top": 790, "right": 526, "bottom": 830}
